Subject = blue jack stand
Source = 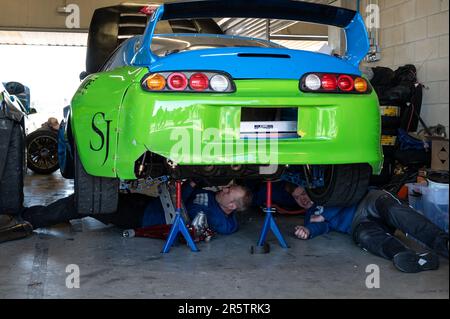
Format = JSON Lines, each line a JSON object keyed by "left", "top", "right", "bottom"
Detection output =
{"left": 257, "top": 207, "right": 289, "bottom": 248}
{"left": 162, "top": 181, "right": 199, "bottom": 253}
{"left": 254, "top": 180, "right": 289, "bottom": 251}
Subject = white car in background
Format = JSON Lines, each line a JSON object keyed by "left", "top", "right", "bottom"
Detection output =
{"left": 2, "top": 82, "right": 60, "bottom": 175}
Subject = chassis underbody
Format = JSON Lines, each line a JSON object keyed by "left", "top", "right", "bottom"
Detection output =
{"left": 133, "top": 151, "right": 325, "bottom": 188}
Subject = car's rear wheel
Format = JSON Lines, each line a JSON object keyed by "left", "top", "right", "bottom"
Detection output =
{"left": 0, "top": 122, "right": 24, "bottom": 215}
{"left": 306, "top": 164, "right": 372, "bottom": 207}
{"left": 74, "top": 146, "right": 119, "bottom": 215}
{"left": 26, "top": 128, "right": 59, "bottom": 175}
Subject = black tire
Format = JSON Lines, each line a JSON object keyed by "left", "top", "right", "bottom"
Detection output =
{"left": 306, "top": 164, "right": 372, "bottom": 207}
{"left": 59, "top": 119, "right": 75, "bottom": 179}
{"left": 74, "top": 146, "right": 119, "bottom": 215}
{"left": 381, "top": 116, "right": 401, "bottom": 129}
{"left": 0, "top": 123, "right": 24, "bottom": 215}
{"left": 26, "top": 128, "right": 59, "bottom": 175}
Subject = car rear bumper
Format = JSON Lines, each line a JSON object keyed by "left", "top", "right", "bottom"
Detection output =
{"left": 114, "top": 79, "right": 383, "bottom": 179}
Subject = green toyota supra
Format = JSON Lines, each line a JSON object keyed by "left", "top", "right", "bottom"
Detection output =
{"left": 60, "top": 0, "right": 383, "bottom": 215}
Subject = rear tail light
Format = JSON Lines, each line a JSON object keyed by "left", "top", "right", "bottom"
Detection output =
{"left": 300, "top": 73, "right": 371, "bottom": 94}
{"left": 167, "top": 73, "right": 188, "bottom": 91}
{"left": 337, "top": 75, "right": 354, "bottom": 92}
{"left": 321, "top": 74, "right": 338, "bottom": 91}
{"left": 354, "top": 77, "right": 368, "bottom": 93}
{"left": 142, "top": 71, "right": 235, "bottom": 93}
{"left": 145, "top": 73, "right": 166, "bottom": 91}
{"left": 304, "top": 74, "right": 321, "bottom": 91}
{"left": 210, "top": 74, "right": 230, "bottom": 92}
{"left": 189, "top": 73, "right": 209, "bottom": 91}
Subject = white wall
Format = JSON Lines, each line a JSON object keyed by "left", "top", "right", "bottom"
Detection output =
{"left": 0, "top": 45, "right": 86, "bottom": 118}
{"left": 371, "top": 0, "right": 449, "bottom": 133}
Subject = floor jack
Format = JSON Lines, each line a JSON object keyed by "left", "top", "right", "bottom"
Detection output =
{"left": 251, "top": 180, "right": 289, "bottom": 254}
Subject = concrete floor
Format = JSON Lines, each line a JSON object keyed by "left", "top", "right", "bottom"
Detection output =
{"left": 0, "top": 171, "right": 448, "bottom": 299}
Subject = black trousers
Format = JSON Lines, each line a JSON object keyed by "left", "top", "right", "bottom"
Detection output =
{"left": 352, "top": 191, "right": 449, "bottom": 260}
{"left": 21, "top": 193, "right": 150, "bottom": 230}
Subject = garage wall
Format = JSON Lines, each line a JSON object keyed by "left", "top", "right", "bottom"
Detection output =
{"left": 0, "top": 0, "right": 168, "bottom": 31}
{"left": 370, "top": 0, "right": 449, "bottom": 133}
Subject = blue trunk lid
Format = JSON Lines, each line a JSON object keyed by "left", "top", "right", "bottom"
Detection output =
{"left": 149, "top": 47, "right": 361, "bottom": 80}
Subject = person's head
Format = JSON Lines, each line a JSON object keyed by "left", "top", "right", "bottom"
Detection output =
{"left": 216, "top": 185, "right": 253, "bottom": 215}
{"left": 285, "top": 183, "right": 314, "bottom": 209}
{"left": 46, "top": 117, "right": 60, "bottom": 130}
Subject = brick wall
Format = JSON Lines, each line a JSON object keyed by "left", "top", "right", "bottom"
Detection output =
{"left": 370, "top": 0, "right": 449, "bottom": 133}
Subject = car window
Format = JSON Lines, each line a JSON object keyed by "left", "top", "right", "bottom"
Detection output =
{"left": 154, "top": 19, "right": 222, "bottom": 34}
{"left": 101, "top": 40, "right": 130, "bottom": 72}
{"left": 151, "top": 35, "right": 283, "bottom": 57}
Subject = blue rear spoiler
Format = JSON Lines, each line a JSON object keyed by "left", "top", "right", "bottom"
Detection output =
{"left": 133, "top": 0, "right": 369, "bottom": 67}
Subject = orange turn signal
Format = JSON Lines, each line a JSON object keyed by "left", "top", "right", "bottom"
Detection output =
{"left": 354, "top": 77, "right": 368, "bottom": 93}
{"left": 145, "top": 73, "right": 166, "bottom": 91}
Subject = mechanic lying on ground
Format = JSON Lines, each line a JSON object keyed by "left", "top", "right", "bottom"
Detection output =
{"left": 284, "top": 184, "right": 449, "bottom": 273}
{"left": 0, "top": 181, "right": 253, "bottom": 244}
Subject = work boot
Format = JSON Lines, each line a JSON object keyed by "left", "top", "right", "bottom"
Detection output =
{"left": 0, "top": 215, "right": 33, "bottom": 244}
{"left": 393, "top": 251, "right": 440, "bottom": 273}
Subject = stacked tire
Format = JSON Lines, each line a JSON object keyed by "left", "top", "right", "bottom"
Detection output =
{"left": 369, "top": 67, "right": 402, "bottom": 186}
{"left": 0, "top": 122, "right": 24, "bottom": 215}
{"left": 373, "top": 106, "right": 401, "bottom": 186}
{"left": 369, "top": 65, "right": 424, "bottom": 187}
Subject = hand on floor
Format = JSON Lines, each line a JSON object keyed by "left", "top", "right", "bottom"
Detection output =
{"left": 294, "top": 226, "right": 310, "bottom": 240}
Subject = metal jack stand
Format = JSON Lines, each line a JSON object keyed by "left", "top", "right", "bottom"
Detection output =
{"left": 251, "top": 180, "right": 289, "bottom": 254}
{"left": 162, "top": 180, "right": 199, "bottom": 253}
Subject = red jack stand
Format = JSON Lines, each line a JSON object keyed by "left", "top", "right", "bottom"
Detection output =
{"left": 252, "top": 180, "right": 289, "bottom": 254}
{"left": 162, "top": 180, "right": 199, "bottom": 253}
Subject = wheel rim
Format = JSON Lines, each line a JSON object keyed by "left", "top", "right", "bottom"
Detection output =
{"left": 27, "top": 135, "right": 58, "bottom": 171}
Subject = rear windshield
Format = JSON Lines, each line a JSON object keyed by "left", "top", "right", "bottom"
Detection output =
{"left": 151, "top": 35, "right": 283, "bottom": 57}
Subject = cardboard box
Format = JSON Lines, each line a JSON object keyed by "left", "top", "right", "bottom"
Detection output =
{"left": 430, "top": 138, "right": 449, "bottom": 171}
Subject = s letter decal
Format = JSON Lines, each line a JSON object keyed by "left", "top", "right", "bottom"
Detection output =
{"left": 90, "top": 112, "right": 112, "bottom": 166}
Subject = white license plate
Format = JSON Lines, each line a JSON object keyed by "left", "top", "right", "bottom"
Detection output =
{"left": 240, "top": 121, "right": 298, "bottom": 138}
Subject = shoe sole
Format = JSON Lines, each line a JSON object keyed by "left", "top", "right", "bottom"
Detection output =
{"left": 0, "top": 222, "right": 33, "bottom": 244}
{"left": 393, "top": 252, "right": 440, "bottom": 273}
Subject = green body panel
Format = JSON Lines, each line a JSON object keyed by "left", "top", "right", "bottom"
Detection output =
{"left": 71, "top": 66, "right": 383, "bottom": 180}
{"left": 71, "top": 67, "right": 145, "bottom": 177}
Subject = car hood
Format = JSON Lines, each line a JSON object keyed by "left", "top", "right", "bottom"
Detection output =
{"left": 148, "top": 47, "right": 361, "bottom": 80}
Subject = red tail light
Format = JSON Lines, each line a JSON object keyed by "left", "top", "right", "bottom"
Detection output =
{"left": 141, "top": 72, "right": 235, "bottom": 93}
{"left": 337, "top": 75, "right": 354, "bottom": 92}
{"left": 321, "top": 74, "right": 338, "bottom": 91}
{"left": 300, "top": 73, "right": 370, "bottom": 94}
{"left": 189, "top": 73, "right": 209, "bottom": 91}
{"left": 167, "top": 73, "right": 188, "bottom": 91}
